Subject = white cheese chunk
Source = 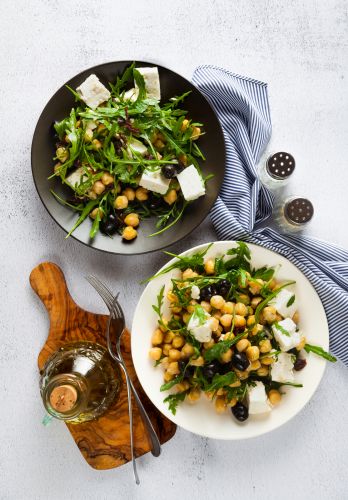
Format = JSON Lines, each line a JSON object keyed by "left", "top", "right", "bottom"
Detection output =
{"left": 272, "top": 318, "right": 301, "bottom": 352}
{"left": 270, "top": 289, "right": 297, "bottom": 319}
{"left": 248, "top": 382, "right": 271, "bottom": 415}
{"left": 127, "top": 137, "right": 148, "bottom": 157}
{"left": 139, "top": 167, "right": 170, "bottom": 195}
{"left": 191, "top": 285, "right": 200, "bottom": 300}
{"left": 135, "top": 67, "right": 161, "bottom": 100}
{"left": 271, "top": 353, "right": 295, "bottom": 383}
{"left": 65, "top": 167, "right": 87, "bottom": 189}
{"left": 187, "top": 312, "right": 214, "bottom": 343}
{"left": 123, "top": 88, "right": 139, "bottom": 102}
{"left": 177, "top": 165, "right": 206, "bottom": 201}
{"left": 76, "top": 74, "right": 111, "bottom": 110}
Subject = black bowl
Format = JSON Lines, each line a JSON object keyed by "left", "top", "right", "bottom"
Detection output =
{"left": 31, "top": 61, "right": 226, "bottom": 255}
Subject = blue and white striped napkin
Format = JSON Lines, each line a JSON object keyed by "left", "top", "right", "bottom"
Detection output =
{"left": 192, "top": 65, "right": 348, "bottom": 366}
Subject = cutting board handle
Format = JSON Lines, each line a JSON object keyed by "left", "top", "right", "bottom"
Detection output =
{"left": 30, "top": 262, "right": 76, "bottom": 318}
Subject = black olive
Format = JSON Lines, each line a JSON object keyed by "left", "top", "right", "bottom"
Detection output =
{"left": 148, "top": 195, "right": 163, "bottom": 211}
{"left": 231, "top": 402, "right": 249, "bottom": 421}
{"left": 200, "top": 285, "right": 213, "bottom": 301}
{"left": 202, "top": 360, "right": 222, "bottom": 380}
{"left": 220, "top": 361, "right": 234, "bottom": 374}
{"left": 162, "top": 164, "right": 177, "bottom": 179}
{"left": 210, "top": 284, "right": 218, "bottom": 296}
{"left": 179, "top": 362, "right": 195, "bottom": 379}
{"left": 219, "top": 286, "right": 230, "bottom": 298}
{"left": 100, "top": 213, "right": 123, "bottom": 235}
{"left": 232, "top": 352, "right": 250, "bottom": 371}
{"left": 219, "top": 279, "right": 231, "bottom": 289}
{"left": 294, "top": 358, "right": 307, "bottom": 371}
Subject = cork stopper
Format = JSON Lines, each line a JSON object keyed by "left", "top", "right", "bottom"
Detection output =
{"left": 284, "top": 197, "right": 314, "bottom": 225}
{"left": 49, "top": 385, "right": 78, "bottom": 413}
{"left": 266, "top": 152, "right": 295, "bottom": 180}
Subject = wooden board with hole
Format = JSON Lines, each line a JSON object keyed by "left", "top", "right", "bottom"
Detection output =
{"left": 30, "top": 262, "right": 176, "bottom": 470}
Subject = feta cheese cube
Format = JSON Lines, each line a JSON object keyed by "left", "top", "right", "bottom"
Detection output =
{"left": 127, "top": 137, "right": 148, "bottom": 157}
{"left": 136, "top": 67, "right": 161, "bottom": 100}
{"left": 123, "top": 88, "right": 139, "bottom": 102}
{"left": 76, "top": 74, "right": 111, "bottom": 110}
{"left": 139, "top": 167, "right": 170, "bottom": 194}
{"left": 248, "top": 382, "right": 271, "bottom": 415}
{"left": 191, "top": 285, "right": 200, "bottom": 300}
{"left": 272, "top": 318, "right": 301, "bottom": 352}
{"left": 177, "top": 165, "right": 206, "bottom": 201}
{"left": 188, "top": 312, "right": 214, "bottom": 343}
{"left": 271, "top": 353, "right": 295, "bottom": 383}
{"left": 270, "top": 289, "right": 297, "bottom": 319}
{"left": 65, "top": 167, "right": 87, "bottom": 189}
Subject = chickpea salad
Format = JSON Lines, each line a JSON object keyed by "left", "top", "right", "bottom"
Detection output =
{"left": 50, "top": 64, "right": 210, "bottom": 242}
{"left": 147, "top": 242, "right": 336, "bottom": 422}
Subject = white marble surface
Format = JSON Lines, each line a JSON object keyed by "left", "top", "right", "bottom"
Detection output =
{"left": 1, "top": 1, "right": 348, "bottom": 499}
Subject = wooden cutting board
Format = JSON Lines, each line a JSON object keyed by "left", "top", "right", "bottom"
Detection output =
{"left": 30, "top": 262, "right": 176, "bottom": 470}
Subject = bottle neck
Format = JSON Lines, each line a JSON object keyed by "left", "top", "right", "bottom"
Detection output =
{"left": 43, "top": 373, "right": 88, "bottom": 421}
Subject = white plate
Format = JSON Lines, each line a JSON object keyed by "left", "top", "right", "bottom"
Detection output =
{"left": 131, "top": 241, "right": 329, "bottom": 440}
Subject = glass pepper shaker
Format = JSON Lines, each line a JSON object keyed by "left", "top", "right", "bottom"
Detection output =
{"left": 259, "top": 151, "right": 296, "bottom": 190}
{"left": 274, "top": 196, "right": 314, "bottom": 233}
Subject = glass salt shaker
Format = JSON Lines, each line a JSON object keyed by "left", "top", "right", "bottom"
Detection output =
{"left": 259, "top": 151, "right": 296, "bottom": 190}
{"left": 274, "top": 196, "right": 314, "bottom": 233}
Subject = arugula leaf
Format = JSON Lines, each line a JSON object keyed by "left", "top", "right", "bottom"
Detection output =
{"left": 270, "top": 381, "right": 303, "bottom": 389}
{"left": 253, "top": 266, "right": 275, "bottom": 282}
{"left": 304, "top": 344, "right": 337, "bottom": 362}
{"left": 163, "top": 391, "right": 188, "bottom": 415}
{"left": 273, "top": 322, "right": 290, "bottom": 337}
{"left": 65, "top": 198, "right": 100, "bottom": 238}
{"left": 254, "top": 281, "right": 296, "bottom": 324}
{"left": 225, "top": 241, "right": 251, "bottom": 271}
{"left": 190, "top": 304, "right": 207, "bottom": 325}
{"left": 204, "top": 331, "right": 246, "bottom": 362}
{"left": 205, "top": 372, "right": 237, "bottom": 392}
{"left": 152, "top": 285, "right": 165, "bottom": 319}
{"left": 110, "top": 62, "right": 135, "bottom": 94}
{"left": 160, "top": 374, "right": 184, "bottom": 391}
{"left": 286, "top": 295, "right": 296, "bottom": 307}
{"left": 133, "top": 68, "right": 146, "bottom": 101}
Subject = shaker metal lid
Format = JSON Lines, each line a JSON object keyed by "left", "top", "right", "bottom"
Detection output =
{"left": 266, "top": 152, "right": 295, "bottom": 179}
{"left": 49, "top": 384, "right": 78, "bottom": 412}
{"left": 284, "top": 197, "right": 314, "bottom": 225}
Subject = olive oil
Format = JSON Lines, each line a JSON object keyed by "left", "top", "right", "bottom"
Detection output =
{"left": 40, "top": 341, "right": 121, "bottom": 423}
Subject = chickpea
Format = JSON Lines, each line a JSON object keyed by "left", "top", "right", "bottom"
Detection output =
{"left": 176, "top": 381, "right": 190, "bottom": 392}
{"left": 167, "top": 361, "right": 180, "bottom": 375}
{"left": 229, "top": 380, "right": 241, "bottom": 388}
{"left": 234, "top": 369, "right": 249, "bottom": 380}
{"left": 92, "top": 138, "right": 102, "bottom": 150}
{"left": 220, "top": 314, "right": 233, "bottom": 329}
{"left": 154, "top": 139, "right": 165, "bottom": 150}
{"left": 236, "top": 338, "right": 251, "bottom": 352}
{"left": 169, "top": 349, "right": 181, "bottom": 361}
{"left": 247, "top": 306, "right": 254, "bottom": 316}
{"left": 124, "top": 213, "right": 139, "bottom": 228}
{"left": 87, "top": 190, "right": 97, "bottom": 200}
{"left": 122, "top": 226, "right": 137, "bottom": 240}
{"left": 235, "top": 302, "right": 248, "bottom": 316}
{"left": 89, "top": 207, "right": 104, "bottom": 220}
{"left": 296, "top": 336, "right": 306, "bottom": 351}
{"left": 200, "top": 301, "right": 212, "bottom": 313}
{"left": 84, "top": 128, "right": 93, "bottom": 142}
{"left": 251, "top": 324, "right": 263, "bottom": 336}
{"left": 163, "top": 370, "right": 174, "bottom": 382}
{"left": 159, "top": 318, "right": 169, "bottom": 332}
{"left": 246, "top": 315, "right": 256, "bottom": 327}
{"left": 56, "top": 147, "right": 69, "bottom": 162}
{"left": 246, "top": 346, "right": 260, "bottom": 362}
{"left": 151, "top": 328, "right": 163, "bottom": 346}
{"left": 259, "top": 339, "right": 272, "bottom": 353}
{"left": 249, "top": 360, "right": 261, "bottom": 371}
{"left": 187, "top": 299, "right": 198, "bottom": 314}
{"left": 180, "top": 119, "right": 189, "bottom": 131}
{"left": 237, "top": 293, "right": 250, "bottom": 305}
{"left": 114, "top": 195, "right": 128, "bottom": 210}
{"left": 164, "top": 189, "right": 177, "bottom": 205}
{"left": 251, "top": 296, "right": 262, "bottom": 309}
{"left": 178, "top": 153, "right": 187, "bottom": 166}
{"left": 190, "top": 356, "right": 204, "bottom": 366}
{"left": 123, "top": 187, "right": 136, "bottom": 201}
{"left": 182, "top": 268, "right": 198, "bottom": 280}
{"left": 172, "top": 336, "right": 185, "bottom": 349}
{"left": 203, "top": 339, "right": 215, "bottom": 349}
{"left": 293, "top": 311, "right": 300, "bottom": 324}
{"left": 268, "top": 279, "right": 277, "bottom": 290}
{"left": 187, "top": 388, "right": 201, "bottom": 402}
{"left": 101, "top": 172, "right": 114, "bottom": 186}
{"left": 149, "top": 347, "right": 162, "bottom": 361}
{"left": 210, "top": 295, "right": 225, "bottom": 310}
{"left": 257, "top": 366, "right": 269, "bottom": 377}
{"left": 262, "top": 306, "right": 277, "bottom": 324}
{"left": 164, "top": 330, "right": 175, "bottom": 343}
{"left": 162, "top": 344, "right": 171, "bottom": 356}
{"left": 261, "top": 356, "right": 275, "bottom": 365}
{"left": 223, "top": 332, "right": 235, "bottom": 341}
{"left": 181, "top": 343, "right": 195, "bottom": 359}
{"left": 234, "top": 315, "right": 246, "bottom": 329}
{"left": 135, "top": 187, "right": 149, "bottom": 201}
{"left": 220, "top": 348, "right": 233, "bottom": 363}
{"left": 215, "top": 396, "right": 227, "bottom": 413}
{"left": 222, "top": 302, "right": 234, "bottom": 314}
{"left": 227, "top": 398, "right": 237, "bottom": 408}
{"left": 167, "top": 291, "right": 178, "bottom": 303}
{"left": 161, "top": 356, "right": 169, "bottom": 369}
{"left": 191, "top": 126, "right": 201, "bottom": 140}
{"left": 204, "top": 259, "right": 215, "bottom": 275}
{"left": 213, "top": 311, "right": 222, "bottom": 320}
{"left": 249, "top": 278, "right": 264, "bottom": 295}
{"left": 268, "top": 389, "right": 282, "bottom": 405}
{"left": 182, "top": 312, "right": 191, "bottom": 324}
{"left": 171, "top": 304, "right": 182, "bottom": 315}
{"left": 92, "top": 181, "right": 106, "bottom": 195}
{"left": 209, "top": 317, "right": 220, "bottom": 332}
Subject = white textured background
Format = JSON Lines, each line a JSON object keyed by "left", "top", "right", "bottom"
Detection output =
{"left": 0, "top": 1, "right": 347, "bottom": 499}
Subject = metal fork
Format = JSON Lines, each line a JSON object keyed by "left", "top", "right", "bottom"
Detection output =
{"left": 86, "top": 276, "right": 161, "bottom": 457}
